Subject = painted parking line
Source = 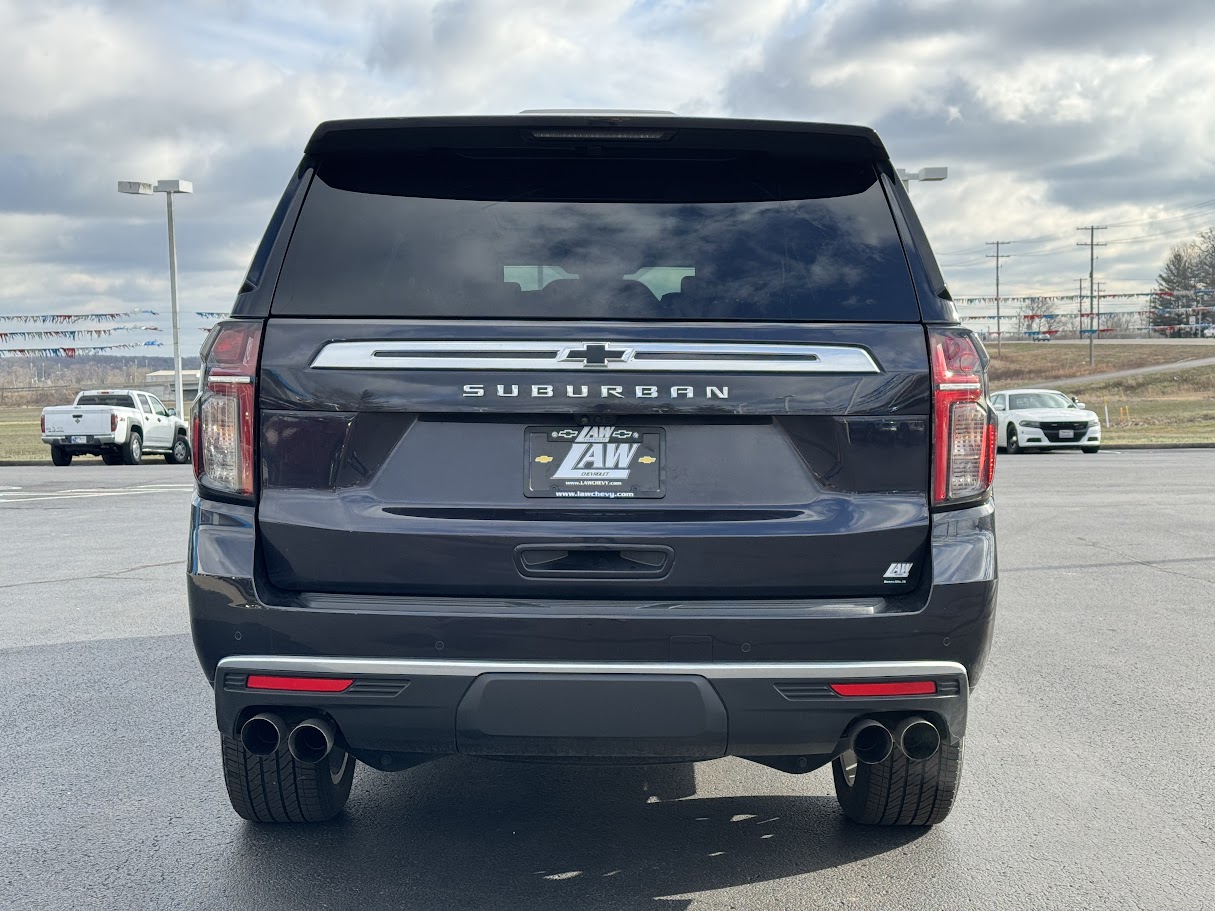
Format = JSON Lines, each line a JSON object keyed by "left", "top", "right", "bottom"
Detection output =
{"left": 0, "top": 485, "right": 194, "bottom": 504}
{"left": 56, "top": 484, "right": 191, "bottom": 493}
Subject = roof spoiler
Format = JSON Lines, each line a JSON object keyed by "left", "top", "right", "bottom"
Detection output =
{"left": 304, "top": 115, "right": 889, "bottom": 162}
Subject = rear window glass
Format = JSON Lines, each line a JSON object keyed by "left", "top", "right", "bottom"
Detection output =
{"left": 76, "top": 394, "right": 135, "bottom": 408}
{"left": 273, "top": 153, "right": 917, "bottom": 322}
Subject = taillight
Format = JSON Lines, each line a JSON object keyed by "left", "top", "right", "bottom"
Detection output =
{"left": 40, "top": 414, "right": 45, "bottom": 433}
{"left": 110, "top": 413, "right": 118, "bottom": 432}
{"left": 194, "top": 321, "right": 262, "bottom": 498}
{"left": 930, "top": 329, "right": 996, "bottom": 506}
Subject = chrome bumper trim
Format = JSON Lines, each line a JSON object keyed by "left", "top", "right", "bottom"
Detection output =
{"left": 218, "top": 655, "right": 967, "bottom": 682}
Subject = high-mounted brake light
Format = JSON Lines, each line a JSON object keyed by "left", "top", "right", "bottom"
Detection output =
{"left": 194, "top": 321, "right": 262, "bottom": 498}
{"left": 830, "top": 681, "right": 938, "bottom": 697}
{"left": 528, "top": 129, "right": 672, "bottom": 141}
{"left": 930, "top": 329, "right": 996, "bottom": 506}
{"left": 246, "top": 675, "right": 354, "bottom": 693}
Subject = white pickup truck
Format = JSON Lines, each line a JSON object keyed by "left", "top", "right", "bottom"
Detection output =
{"left": 41, "top": 389, "right": 191, "bottom": 466}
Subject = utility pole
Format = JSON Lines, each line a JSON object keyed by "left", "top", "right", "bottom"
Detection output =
{"left": 1077, "top": 226, "right": 1107, "bottom": 366}
{"left": 987, "top": 241, "right": 1013, "bottom": 353}
{"left": 1077, "top": 279, "right": 1087, "bottom": 338}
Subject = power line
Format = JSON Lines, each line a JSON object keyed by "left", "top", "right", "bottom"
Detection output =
{"left": 986, "top": 241, "right": 1014, "bottom": 354}
{"left": 1077, "top": 226, "right": 1108, "bottom": 365}
{"left": 1103, "top": 222, "right": 1215, "bottom": 245}
{"left": 1103, "top": 198, "right": 1215, "bottom": 229}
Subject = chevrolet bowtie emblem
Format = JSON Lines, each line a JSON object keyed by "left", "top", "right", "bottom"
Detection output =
{"left": 535, "top": 455, "right": 554, "bottom": 463}
{"left": 638, "top": 456, "right": 656, "bottom": 464}
{"left": 560, "top": 343, "right": 634, "bottom": 368}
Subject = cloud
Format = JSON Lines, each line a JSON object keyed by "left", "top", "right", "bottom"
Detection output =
{"left": 2, "top": 0, "right": 1215, "bottom": 349}
{"left": 720, "top": 0, "right": 1215, "bottom": 300}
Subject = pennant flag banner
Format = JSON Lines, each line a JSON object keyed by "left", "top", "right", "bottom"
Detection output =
{"left": 195, "top": 311, "right": 228, "bottom": 319}
{"left": 0, "top": 310, "right": 159, "bottom": 324}
{"left": 0, "top": 342, "right": 162, "bottom": 358}
{"left": 954, "top": 293, "right": 1156, "bottom": 306}
{"left": 0, "top": 329, "right": 112, "bottom": 342}
{"left": 0, "top": 326, "right": 159, "bottom": 342}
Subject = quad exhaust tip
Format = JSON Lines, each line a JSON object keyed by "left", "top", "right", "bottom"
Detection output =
{"left": 847, "top": 717, "right": 942, "bottom": 765}
{"left": 287, "top": 717, "right": 336, "bottom": 764}
{"left": 848, "top": 718, "right": 894, "bottom": 765}
{"left": 240, "top": 712, "right": 287, "bottom": 756}
{"left": 894, "top": 716, "right": 942, "bottom": 762}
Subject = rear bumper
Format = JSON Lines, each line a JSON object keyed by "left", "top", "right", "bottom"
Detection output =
{"left": 215, "top": 656, "right": 968, "bottom": 768}
{"left": 190, "top": 497, "right": 996, "bottom": 766}
{"left": 43, "top": 434, "right": 119, "bottom": 448}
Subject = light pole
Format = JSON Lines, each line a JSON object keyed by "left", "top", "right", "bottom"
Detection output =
{"left": 118, "top": 178, "right": 193, "bottom": 418}
{"left": 896, "top": 167, "right": 948, "bottom": 191}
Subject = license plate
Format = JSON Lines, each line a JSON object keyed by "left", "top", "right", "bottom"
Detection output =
{"left": 70, "top": 436, "right": 87, "bottom": 444}
{"left": 526, "top": 426, "right": 664, "bottom": 499}
{"left": 1058, "top": 430, "right": 1074, "bottom": 439}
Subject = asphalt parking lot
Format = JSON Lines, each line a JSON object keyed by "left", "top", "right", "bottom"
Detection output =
{"left": 2, "top": 454, "right": 1213, "bottom": 910}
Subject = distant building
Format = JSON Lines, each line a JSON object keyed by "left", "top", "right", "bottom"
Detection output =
{"left": 144, "top": 369, "right": 201, "bottom": 404}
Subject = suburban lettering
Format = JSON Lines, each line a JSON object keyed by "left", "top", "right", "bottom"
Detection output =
{"left": 457, "top": 384, "right": 730, "bottom": 400}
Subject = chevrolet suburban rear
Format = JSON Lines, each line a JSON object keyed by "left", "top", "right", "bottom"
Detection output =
{"left": 187, "top": 114, "right": 998, "bottom": 826}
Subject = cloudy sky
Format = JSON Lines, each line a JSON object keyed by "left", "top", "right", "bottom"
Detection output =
{"left": 3, "top": 0, "right": 1215, "bottom": 350}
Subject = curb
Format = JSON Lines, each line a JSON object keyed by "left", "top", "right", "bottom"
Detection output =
{"left": 1102, "top": 443, "right": 1215, "bottom": 450}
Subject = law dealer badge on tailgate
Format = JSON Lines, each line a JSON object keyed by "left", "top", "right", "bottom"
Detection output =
{"left": 526, "top": 426, "right": 664, "bottom": 499}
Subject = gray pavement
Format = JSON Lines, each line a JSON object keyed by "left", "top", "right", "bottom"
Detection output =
{"left": 1, "top": 456, "right": 1213, "bottom": 910}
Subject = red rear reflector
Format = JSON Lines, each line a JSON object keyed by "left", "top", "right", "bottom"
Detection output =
{"left": 830, "top": 681, "right": 937, "bottom": 697}
{"left": 246, "top": 675, "right": 354, "bottom": 693}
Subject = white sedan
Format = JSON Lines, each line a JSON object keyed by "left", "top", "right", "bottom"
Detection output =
{"left": 992, "top": 388, "right": 1102, "bottom": 454}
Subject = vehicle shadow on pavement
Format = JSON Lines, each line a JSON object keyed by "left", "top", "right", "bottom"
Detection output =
{"left": 221, "top": 756, "right": 930, "bottom": 911}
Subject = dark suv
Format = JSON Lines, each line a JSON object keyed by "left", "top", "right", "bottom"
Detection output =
{"left": 188, "top": 114, "right": 997, "bottom": 827}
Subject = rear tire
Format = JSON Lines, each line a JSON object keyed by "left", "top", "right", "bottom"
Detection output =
{"left": 833, "top": 738, "right": 964, "bottom": 826}
{"left": 1082, "top": 446, "right": 1100, "bottom": 454}
{"left": 122, "top": 431, "right": 142, "bottom": 465}
{"left": 221, "top": 733, "right": 355, "bottom": 823}
{"left": 101, "top": 450, "right": 123, "bottom": 466}
{"left": 1005, "top": 426, "right": 1021, "bottom": 454}
{"left": 166, "top": 436, "right": 191, "bottom": 464}
{"left": 50, "top": 445, "right": 72, "bottom": 466}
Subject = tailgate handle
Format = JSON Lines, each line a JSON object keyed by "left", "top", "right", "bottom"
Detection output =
{"left": 515, "top": 545, "right": 673, "bottom": 579}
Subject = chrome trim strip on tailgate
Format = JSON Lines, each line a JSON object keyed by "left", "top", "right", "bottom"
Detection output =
{"left": 309, "top": 340, "right": 882, "bottom": 374}
{"left": 218, "top": 656, "right": 966, "bottom": 682}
